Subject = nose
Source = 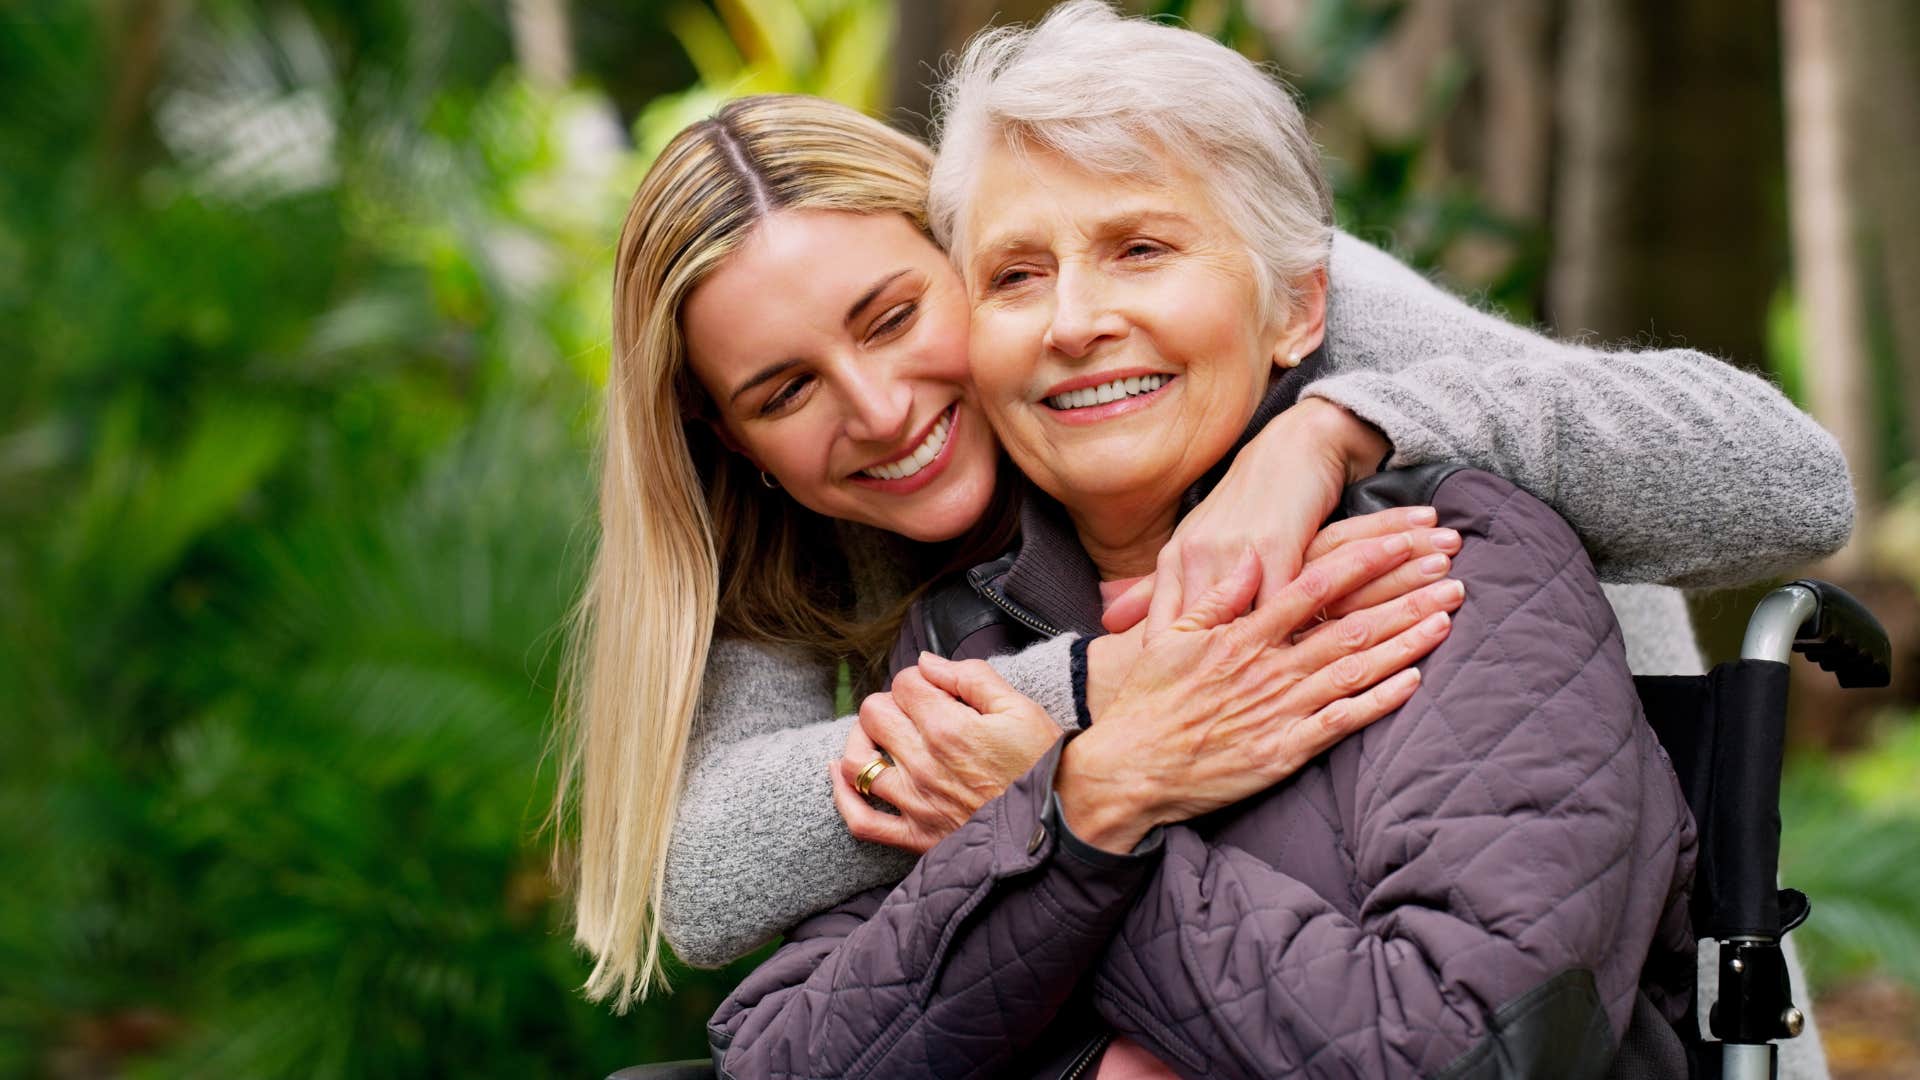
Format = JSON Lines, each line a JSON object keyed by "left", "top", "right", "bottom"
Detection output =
{"left": 1043, "top": 263, "right": 1125, "bottom": 358}
{"left": 840, "top": 361, "right": 915, "bottom": 445}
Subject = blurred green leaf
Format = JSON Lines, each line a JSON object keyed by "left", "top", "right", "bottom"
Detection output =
{"left": 668, "top": 3, "right": 747, "bottom": 86}
{"left": 1781, "top": 721, "right": 1920, "bottom": 994}
{"left": 720, "top": 0, "right": 817, "bottom": 75}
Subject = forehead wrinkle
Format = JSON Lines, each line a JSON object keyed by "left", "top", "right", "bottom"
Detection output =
{"left": 964, "top": 141, "right": 1206, "bottom": 273}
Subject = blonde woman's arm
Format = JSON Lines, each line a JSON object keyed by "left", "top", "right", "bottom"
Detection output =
{"left": 1310, "top": 231, "right": 1852, "bottom": 587}
{"left": 659, "top": 633, "right": 1080, "bottom": 967}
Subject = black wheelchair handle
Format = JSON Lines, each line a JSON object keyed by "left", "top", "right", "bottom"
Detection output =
{"left": 1742, "top": 580, "right": 1888, "bottom": 686}
{"left": 1788, "top": 579, "right": 1893, "bottom": 689}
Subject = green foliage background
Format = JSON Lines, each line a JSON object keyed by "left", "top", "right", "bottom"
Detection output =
{"left": 2, "top": 0, "right": 1913, "bottom": 1075}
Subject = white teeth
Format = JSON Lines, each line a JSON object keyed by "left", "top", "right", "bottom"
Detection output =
{"left": 861, "top": 411, "right": 952, "bottom": 481}
{"left": 1047, "top": 374, "right": 1167, "bottom": 411}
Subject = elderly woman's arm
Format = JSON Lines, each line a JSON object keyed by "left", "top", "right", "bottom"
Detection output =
{"left": 708, "top": 533, "right": 1439, "bottom": 1078}
{"left": 1314, "top": 231, "right": 1851, "bottom": 586}
{"left": 1079, "top": 471, "right": 1699, "bottom": 1078}
{"left": 706, "top": 736, "right": 1157, "bottom": 1079}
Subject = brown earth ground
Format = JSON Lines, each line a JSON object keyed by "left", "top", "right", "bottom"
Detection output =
{"left": 1820, "top": 978, "right": 1920, "bottom": 1080}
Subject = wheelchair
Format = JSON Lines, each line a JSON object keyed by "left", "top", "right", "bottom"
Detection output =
{"left": 613, "top": 579, "right": 1893, "bottom": 1080}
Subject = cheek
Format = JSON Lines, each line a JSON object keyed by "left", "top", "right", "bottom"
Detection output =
{"left": 922, "top": 316, "right": 973, "bottom": 385}
{"left": 966, "top": 313, "right": 1030, "bottom": 407}
{"left": 1178, "top": 292, "right": 1269, "bottom": 389}
{"left": 749, "top": 417, "right": 834, "bottom": 487}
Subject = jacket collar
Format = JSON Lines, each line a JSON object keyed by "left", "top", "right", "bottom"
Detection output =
{"left": 991, "top": 345, "right": 1331, "bottom": 636}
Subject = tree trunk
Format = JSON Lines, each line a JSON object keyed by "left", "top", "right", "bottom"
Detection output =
{"left": 1548, "top": 0, "right": 1636, "bottom": 340}
{"left": 1446, "top": 0, "right": 1555, "bottom": 290}
{"left": 99, "top": 0, "right": 188, "bottom": 178}
{"left": 1782, "top": 0, "right": 1876, "bottom": 576}
{"left": 510, "top": 0, "right": 573, "bottom": 90}
{"left": 887, "top": 0, "right": 1057, "bottom": 138}
{"left": 1550, "top": 0, "right": 1782, "bottom": 370}
{"left": 1849, "top": 2, "right": 1920, "bottom": 472}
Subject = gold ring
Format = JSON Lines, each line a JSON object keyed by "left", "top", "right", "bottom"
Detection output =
{"left": 853, "top": 756, "right": 891, "bottom": 798}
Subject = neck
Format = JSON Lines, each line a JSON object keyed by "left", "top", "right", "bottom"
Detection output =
{"left": 1068, "top": 500, "right": 1179, "bottom": 581}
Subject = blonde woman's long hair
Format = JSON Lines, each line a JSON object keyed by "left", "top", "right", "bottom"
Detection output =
{"left": 555, "top": 94, "right": 1000, "bottom": 1011}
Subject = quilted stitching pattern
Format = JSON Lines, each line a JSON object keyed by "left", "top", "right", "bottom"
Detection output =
{"left": 708, "top": 471, "right": 1696, "bottom": 1080}
{"left": 1088, "top": 471, "right": 1697, "bottom": 1078}
{"left": 709, "top": 737, "right": 1159, "bottom": 1079}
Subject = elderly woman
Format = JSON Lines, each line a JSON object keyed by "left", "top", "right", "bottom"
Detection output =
{"left": 705, "top": 6, "right": 1703, "bottom": 1078}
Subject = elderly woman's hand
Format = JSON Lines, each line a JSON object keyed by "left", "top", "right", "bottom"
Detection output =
{"left": 1102, "top": 398, "right": 1401, "bottom": 633}
{"left": 1088, "top": 503, "right": 1461, "bottom": 720}
{"left": 1058, "top": 531, "right": 1461, "bottom": 854}
{"left": 831, "top": 657, "right": 1060, "bottom": 853}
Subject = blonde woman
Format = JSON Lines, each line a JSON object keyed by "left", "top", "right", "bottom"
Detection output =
{"left": 556, "top": 91, "right": 1851, "bottom": 1032}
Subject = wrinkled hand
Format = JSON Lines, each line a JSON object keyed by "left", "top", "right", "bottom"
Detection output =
{"left": 1057, "top": 531, "right": 1463, "bottom": 853}
{"left": 831, "top": 657, "right": 1061, "bottom": 853}
{"left": 1086, "top": 506, "right": 1461, "bottom": 721}
{"left": 1102, "top": 398, "right": 1393, "bottom": 633}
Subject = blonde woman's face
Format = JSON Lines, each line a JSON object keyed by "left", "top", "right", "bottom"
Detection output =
{"left": 683, "top": 209, "right": 1000, "bottom": 542}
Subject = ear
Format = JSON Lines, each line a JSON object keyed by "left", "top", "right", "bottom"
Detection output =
{"left": 1271, "top": 266, "right": 1329, "bottom": 369}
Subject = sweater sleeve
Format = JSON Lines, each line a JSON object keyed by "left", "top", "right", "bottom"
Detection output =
{"left": 1086, "top": 472, "right": 1698, "bottom": 1079}
{"left": 708, "top": 737, "right": 1157, "bottom": 1079}
{"left": 660, "top": 634, "right": 1082, "bottom": 967}
{"left": 1310, "top": 230, "right": 1853, "bottom": 587}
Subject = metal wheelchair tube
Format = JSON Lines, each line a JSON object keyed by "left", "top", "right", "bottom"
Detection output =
{"left": 1740, "top": 584, "right": 1819, "bottom": 664}
{"left": 1722, "top": 1041, "right": 1775, "bottom": 1080}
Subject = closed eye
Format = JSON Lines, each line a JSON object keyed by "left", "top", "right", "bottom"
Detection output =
{"left": 988, "top": 267, "right": 1034, "bottom": 291}
{"left": 758, "top": 374, "right": 813, "bottom": 417}
{"left": 867, "top": 301, "right": 916, "bottom": 343}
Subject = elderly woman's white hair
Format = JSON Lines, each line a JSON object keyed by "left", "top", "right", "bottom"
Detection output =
{"left": 929, "top": 0, "right": 1333, "bottom": 319}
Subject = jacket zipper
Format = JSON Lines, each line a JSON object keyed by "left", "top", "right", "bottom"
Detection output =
{"left": 1057, "top": 1032, "right": 1111, "bottom": 1080}
{"left": 963, "top": 565, "right": 1101, "bottom": 1080}
{"left": 966, "top": 567, "right": 1064, "bottom": 638}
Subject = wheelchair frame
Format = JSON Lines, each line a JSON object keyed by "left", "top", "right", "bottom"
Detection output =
{"left": 612, "top": 580, "right": 1895, "bottom": 1080}
{"left": 1679, "top": 580, "right": 1892, "bottom": 1080}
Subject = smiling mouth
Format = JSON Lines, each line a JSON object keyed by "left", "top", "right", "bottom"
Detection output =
{"left": 859, "top": 404, "right": 955, "bottom": 481}
{"left": 1045, "top": 374, "right": 1171, "bottom": 411}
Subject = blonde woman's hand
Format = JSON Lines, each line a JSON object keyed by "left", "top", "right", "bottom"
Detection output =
{"left": 1058, "top": 533, "right": 1463, "bottom": 854}
{"left": 831, "top": 657, "right": 1060, "bottom": 854}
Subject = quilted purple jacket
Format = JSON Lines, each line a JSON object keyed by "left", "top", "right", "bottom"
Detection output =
{"left": 709, "top": 369, "right": 1698, "bottom": 1080}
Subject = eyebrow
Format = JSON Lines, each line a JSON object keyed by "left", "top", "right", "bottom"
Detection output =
{"left": 845, "top": 269, "right": 909, "bottom": 326}
{"left": 726, "top": 269, "right": 913, "bottom": 406}
{"left": 728, "top": 358, "right": 804, "bottom": 405}
{"left": 969, "top": 209, "right": 1195, "bottom": 272}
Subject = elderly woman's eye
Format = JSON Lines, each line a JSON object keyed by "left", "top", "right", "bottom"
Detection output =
{"left": 1121, "top": 241, "right": 1164, "bottom": 259}
{"left": 989, "top": 268, "right": 1032, "bottom": 291}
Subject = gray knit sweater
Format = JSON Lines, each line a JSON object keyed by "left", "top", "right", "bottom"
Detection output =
{"left": 658, "top": 232, "right": 1850, "bottom": 1077}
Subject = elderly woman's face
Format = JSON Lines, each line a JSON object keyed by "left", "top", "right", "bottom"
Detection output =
{"left": 962, "top": 143, "right": 1295, "bottom": 539}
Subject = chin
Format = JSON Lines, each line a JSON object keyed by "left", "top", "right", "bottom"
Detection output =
{"left": 1051, "top": 456, "right": 1172, "bottom": 500}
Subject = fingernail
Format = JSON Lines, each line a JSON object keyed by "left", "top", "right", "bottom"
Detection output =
{"left": 1406, "top": 506, "right": 1438, "bottom": 526}
{"left": 1423, "top": 611, "right": 1451, "bottom": 633}
{"left": 1442, "top": 579, "right": 1466, "bottom": 602}
{"left": 1416, "top": 553, "right": 1448, "bottom": 575}
{"left": 1382, "top": 534, "right": 1411, "bottom": 555}
{"left": 1429, "top": 528, "right": 1460, "bottom": 551}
